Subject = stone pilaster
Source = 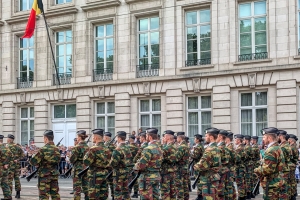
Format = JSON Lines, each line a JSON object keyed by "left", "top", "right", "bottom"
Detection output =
{"left": 76, "top": 95, "right": 91, "bottom": 132}
{"left": 34, "top": 99, "right": 48, "bottom": 145}
{"left": 166, "top": 89, "right": 183, "bottom": 131}
{"left": 2, "top": 101, "right": 15, "bottom": 137}
{"left": 115, "top": 93, "right": 130, "bottom": 133}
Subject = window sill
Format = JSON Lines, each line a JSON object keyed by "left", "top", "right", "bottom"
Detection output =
{"left": 82, "top": 0, "right": 121, "bottom": 11}
{"left": 293, "top": 55, "right": 300, "bottom": 60}
{"left": 6, "top": 12, "right": 38, "bottom": 25}
{"left": 180, "top": 65, "right": 214, "bottom": 71}
{"left": 233, "top": 59, "right": 272, "bottom": 66}
{"left": 46, "top": 5, "right": 78, "bottom": 18}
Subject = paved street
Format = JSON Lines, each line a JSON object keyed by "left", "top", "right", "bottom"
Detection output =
{"left": 0, "top": 178, "right": 271, "bottom": 199}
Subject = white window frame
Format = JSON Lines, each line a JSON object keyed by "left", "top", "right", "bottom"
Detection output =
{"left": 55, "top": 0, "right": 72, "bottom": 5}
{"left": 139, "top": 99, "right": 161, "bottom": 133}
{"left": 53, "top": 104, "right": 76, "bottom": 119}
{"left": 238, "top": 1, "right": 267, "bottom": 55}
{"left": 19, "top": 37, "right": 34, "bottom": 78}
{"left": 239, "top": 91, "right": 268, "bottom": 137}
{"left": 55, "top": 30, "right": 72, "bottom": 74}
{"left": 95, "top": 102, "right": 115, "bottom": 134}
{"left": 19, "top": 0, "right": 33, "bottom": 11}
{"left": 95, "top": 24, "right": 114, "bottom": 70}
{"left": 20, "top": 107, "right": 34, "bottom": 145}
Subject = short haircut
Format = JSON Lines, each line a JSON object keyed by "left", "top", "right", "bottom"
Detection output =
{"left": 148, "top": 133, "right": 158, "bottom": 140}
{"left": 80, "top": 136, "right": 86, "bottom": 140}
{"left": 118, "top": 135, "right": 126, "bottom": 141}
{"left": 45, "top": 135, "right": 54, "bottom": 141}
{"left": 267, "top": 133, "right": 277, "bottom": 140}
{"left": 208, "top": 133, "right": 217, "bottom": 140}
{"left": 220, "top": 135, "right": 226, "bottom": 140}
{"left": 177, "top": 135, "right": 185, "bottom": 140}
{"left": 140, "top": 134, "right": 146, "bottom": 139}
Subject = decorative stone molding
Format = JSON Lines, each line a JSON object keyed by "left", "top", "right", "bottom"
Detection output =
{"left": 82, "top": 0, "right": 121, "bottom": 11}
{"left": 192, "top": 78, "right": 201, "bottom": 92}
{"left": 6, "top": 15, "right": 39, "bottom": 25}
{"left": 125, "top": 0, "right": 147, "bottom": 3}
{"left": 98, "top": 86, "right": 105, "bottom": 98}
{"left": 45, "top": 7, "right": 78, "bottom": 18}
{"left": 248, "top": 73, "right": 256, "bottom": 88}
{"left": 0, "top": 21, "right": 5, "bottom": 26}
{"left": 20, "top": 93, "right": 26, "bottom": 105}
{"left": 143, "top": 82, "right": 150, "bottom": 95}
{"left": 57, "top": 89, "right": 64, "bottom": 101}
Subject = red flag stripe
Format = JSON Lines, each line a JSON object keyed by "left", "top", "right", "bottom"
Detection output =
{"left": 22, "top": 9, "right": 37, "bottom": 38}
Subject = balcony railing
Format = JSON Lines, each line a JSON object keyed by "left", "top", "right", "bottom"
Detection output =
{"left": 93, "top": 68, "right": 113, "bottom": 82}
{"left": 53, "top": 73, "right": 72, "bottom": 85}
{"left": 136, "top": 64, "right": 159, "bottom": 78}
{"left": 17, "top": 76, "right": 33, "bottom": 89}
{"left": 238, "top": 52, "right": 268, "bottom": 62}
{"left": 185, "top": 58, "right": 211, "bottom": 67}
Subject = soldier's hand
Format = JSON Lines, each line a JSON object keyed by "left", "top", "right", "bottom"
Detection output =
{"left": 3, "top": 165, "right": 8, "bottom": 169}
{"left": 14, "top": 160, "right": 18, "bottom": 163}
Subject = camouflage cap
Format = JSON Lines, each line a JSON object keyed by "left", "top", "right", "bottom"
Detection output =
{"left": 104, "top": 132, "right": 112, "bottom": 137}
{"left": 7, "top": 134, "right": 15, "bottom": 140}
{"left": 43, "top": 130, "right": 54, "bottom": 137}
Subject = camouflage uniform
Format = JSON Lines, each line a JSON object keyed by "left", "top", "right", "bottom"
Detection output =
{"left": 128, "top": 142, "right": 139, "bottom": 195}
{"left": 0, "top": 143, "right": 12, "bottom": 200}
{"left": 30, "top": 141, "right": 61, "bottom": 200}
{"left": 133, "top": 142, "right": 148, "bottom": 163}
{"left": 176, "top": 140, "right": 190, "bottom": 200}
{"left": 244, "top": 143, "right": 253, "bottom": 194}
{"left": 109, "top": 143, "right": 132, "bottom": 200}
{"left": 289, "top": 142, "right": 298, "bottom": 198}
{"left": 191, "top": 142, "right": 204, "bottom": 196}
{"left": 279, "top": 141, "right": 291, "bottom": 200}
{"left": 251, "top": 143, "right": 261, "bottom": 195}
{"left": 134, "top": 140, "right": 163, "bottom": 200}
{"left": 69, "top": 141, "right": 89, "bottom": 200}
{"left": 226, "top": 142, "right": 236, "bottom": 200}
{"left": 105, "top": 140, "right": 116, "bottom": 199}
{"left": 254, "top": 142, "right": 285, "bottom": 200}
{"left": 161, "top": 142, "right": 177, "bottom": 200}
{"left": 235, "top": 143, "right": 246, "bottom": 198}
{"left": 83, "top": 141, "right": 112, "bottom": 200}
{"left": 217, "top": 141, "right": 230, "bottom": 200}
{"left": 194, "top": 142, "right": 221, "bottom": 199}
{"left": 7, "top": 142, "right": 24, "bottom": 193}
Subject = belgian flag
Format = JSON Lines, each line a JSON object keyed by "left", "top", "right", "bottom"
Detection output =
{"left": 22, "top": 0, "right": 44, "bottom": 38}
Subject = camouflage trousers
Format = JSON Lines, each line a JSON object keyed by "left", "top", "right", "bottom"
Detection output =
{"left": 73, "top": 169, "right": 89, "bottom": 200}
{"left": 113, "top": 173, "right": 130, "bottom": 200}
{"left": 107, "top": 176, "right": 114, "bottom": 198}
{"left": 290, "top": 167, "right": 297, "bottom": 197}
{"left": 176, "top": 170, "right": 189, "bottom": 200}
{"left": 88, "top": 174, "right": 108, "bottom": 200}
{"left": 235, "top": 167, "right": 246, "bottom": 198}
{"left": 38, "top": 176, "right": 60, "bottom": 200}
{"left": 161, "top": 172, "right": 176, "bottom": 200}
{"left": 280, "top": 172, "right": 290, "bottom": 200}
{"left": 225, "top": 171, "right": 236, "bottom": 200}
{"left": 217, "top": 172, "right": 228, "bottom": 199}
{"left": 194, "top": 171, "right": 203, "bottom": 196}
{"left": 245, "top": 165, "right": 253, "bottom": 193}
{"left": 8, "top": 168, "right": 21, "bottom": 192}
{"left": 129, "top": 171, "right": 138, "bottom": 194}
{"left": 138, "top": 178, "right": 160, "bottom": 200}
{"left": 1, "top": 169, "right": 11, "bottom": 200}
{"left": 199, "top": 179, "right": 219, "bottom": 200}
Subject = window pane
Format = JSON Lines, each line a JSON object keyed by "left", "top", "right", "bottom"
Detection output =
{"left": 141, "top": 115, "right": 150, "bottom": 127}
{"left": 151, "top": 32, "right": 159, "bottom": 44}
{"left": 187, "top": 27, "right": 197, "bottom": 40}
{"left": 21, "top": 131, "right": 28, "bottom": 146}
{"left": 241, "top": 110, "right": 252, "bottom": 122}
{"left": 240, "top": 33, "right": 252, "bottom": 47}
{"left": 188, "top": 97, "right": 198, "bottom": 109}
{"left": 150, "top": 17, "right": 159, "bottom": 30}
{"left": 239, "top": 3, "right": 251, "bottom": 17}
{"left": 255, "top": 18, "right": 266, "bottom": 31}
{"left": 201, "top": 96, "right": 211, "bottom": 108}
{"left": 139, "top": 19, "right": 148, "bottom": 31}
{"left": 139, "top": 33, "right": 148, "bottom": 46}
{"left": 186, "top": 12, "right": 197, "bottom": 25}
{"left": 257, "top": 122, "right": 268, "bottom": 136}
{"left": 200, "top": 10, "right": 210, "bottom": 23}
{"left": 30, "top": 130, "right": 34, "bottom": 139}
{"left": 151, "top": 45, "right": 159, "bottom": 57}
{"left": 96, "top": 26, "right": 104, "bottom": 37}
{"left": 21, "top": 108, "right": 28, "bottom": 118}
{"left": 256, "top": 108, "right": 267, "bottom": 122}
{"left": 152, "top": 99, "right": 161, "bottom": 111}
{"left": 200, "top": 38, "right": 211, "bottom": 51}
{"left": 201, "top": 111, "right": 211, "bottom": 124}
{"left": 56, "top": 32, "right": 64, "bottom": 43}
{"left": 30, "top": 107, "right": 34, "bottom": 118}
{"left": 240, "top": 48, "right": 252, "bottom": 55}
{"left": 108, "top": 116, "right": 115, "bottom": 127}
{"left": 152, "top": 114, "right": 161, "bottom": 127}
{"left": 187, "top": 40, "right": 197, "bottom": 53}
{"left": 255, "top": 92, "right": 267, "bottom": 105}
{"left": 201, "top": 51, "right": 211, "bottom": 59}
{"left": 254, "top": 1, "right": 266, "bottom": 15}
{"left": 30, "top": 120, "right": 34, "bottom": 130}
{"left": 107, "top": 102, "right": 115, "bottom": 113}
{"left": 255, "top": 45, "right": 267, "bottom": 53}
{"left": 97, "top": 103, "right": 105, "bottom": 114}
{"left": 107, "top": 38, "right": 114, "bottom": 50}
{"left": 66, "top": 104, "right": 76, "bottom": 118}
{"left": 106, "top": 24, "right": 113, "bottom": 36}
{"left": 255, "top": 32, "right": 266, "bottom": 45}
{"left": 241, "top": 123, "right": 253, "bottom": 135}
{"left": 188, "top": 112, "right": 198, "bottom": 124}
{"left": 240, "top": 20, "right": 251, "bottom": 33}
{"left": 21, "top": 120, "right": 28, "bottom": 131}
{"left": 188, "top": 125, "right": 198, "bottom": 136}
{"left": 241, "top": 93, "right": 252, "bottom": 106}
{"left": 140, "top": 100, "right": 150, "bottom": 112}
{"left": 201, "top": 124, "right": 211, "bottom": 134}
{"left": 97, "top": 117, "right": 105, "bottom": 128}
{"left": 187, "top": 53, "right": 197, "bottom": 61}
{"left": 66, "top": 31, "right": 72, "bottom": 42}
{"left": 54, "top": 105, "right": 65, "bottom": 118}
{"left": 200, "top": 25, "right": 210, "bottom": 38}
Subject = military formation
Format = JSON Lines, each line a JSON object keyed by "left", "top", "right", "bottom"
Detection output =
{"left": 0, "top": 126, "right": 299, "bottom": 200}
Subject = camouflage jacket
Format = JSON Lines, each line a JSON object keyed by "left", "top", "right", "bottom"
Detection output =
{"left": 105, "top": 141, "right": 116, "bottom": 152}
{"left": 254, "top": 142, "right": 285, "bottom": 188}
{"left": 7, "top": 143, "right": 24, "bottom": 170}
{"left": 279, "top": 141, "right": 291, "bottom": 173}
{"left": 129, "top": 143, "right": 139, "bottom": 159}
{"left": 217, "top": 142, "right": 230, "bottom": 174}
{"left": 191, "top": 143, "right": 204, "bottom": 164}
{"left": 0, "top": 144, "right": 11, "bottom": 176}
{"left": 235, "top": 144, "right": 246, "bottom": 168}
{"left": 161, "top": 142, "right": 177, "bottom": 174}
{"left": 69, "top": 141, "right": 89, "bottom": 170}
{"left": 194, "top": 142, "right": 221, "bottom": 180}
{"left": 109, "top": 143, "right": 132, "bottom": 174}
{"left": 134, "top": 140, "right": 163, "bottom": 181}
{"left": 30, "top": 142, "right": 60, "bottom": 177}
{"left": 176, "top": 141, "right": 190, "bottom": 171}
{"left": 226, "top": 143, "right": 236, "bottom": 172}
{"left": 133, "top": 142, "right": 148, "bottom": 163}
{"left": 244, "top": 143, "right": 253, "bottom": 166}
{"left": 252, "top": 144, "right": 261, "bottom": 167}
{"left": 83, "top": 141, "right": 111, "bottom": 176}
{"left": 289, "top": 142, "right": 298, "bottom": 169}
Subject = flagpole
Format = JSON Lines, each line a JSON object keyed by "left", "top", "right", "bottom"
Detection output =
{"left": 41, "top": 12, "right": 61, "bottom": 86}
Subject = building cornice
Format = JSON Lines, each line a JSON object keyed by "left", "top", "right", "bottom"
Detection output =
{"left": 0, "top": 21, "right": 5, "bottom": 26}
{"left": 81, "top": 0, "right": 121, "bottom": 11}
{"left": 45, "top": 6, "right": 78, "bottom": 18}
{"left": 125, "top": 0, "right": 147, "bottom": 3}
{"left": 6, "top": 14, "right": 39, "bottom": 25}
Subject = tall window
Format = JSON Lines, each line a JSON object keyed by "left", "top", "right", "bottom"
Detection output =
{"left": 55, "top": 30, "right": 72, "bottom": 74}
{"left": 56, "top": 0, "right": 71, "bottom": 4}
{"left": 186, "top": 9, "right": 211, "bottom": 66}
{"left": 20, "top": 107, "right": 34, "bottom": 145}
{"left": 139, "top": 99, "right": 161, "bottom": 134}
{"left": 138, "top": 17, "right": 159, "bottom": 68}
{"left": 239, "top": 1, "right": 267, "bottom": 60}
{"left": 19, "top": 0, "right": 34, "bottom": 11}
{"left": 187, "top": 96, "right": 211, "bottom": 137}
{"left": 20, "top": 37, "right": 34, "bottom": 79}
{"left": 240, "top": 92, "right": 267, "bottom": 137}
{"left": 298, "top": 0, "right": 300, "bottom": 55}
{"left": 53, "top": 104, "right": 76, "bottom": 118}
{"left": 96, "top": 102, "right": 115, "bottom": 135}
{"left": 95, "top": 24, "right": 114, "bottom": 73}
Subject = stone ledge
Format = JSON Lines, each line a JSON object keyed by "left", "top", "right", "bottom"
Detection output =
{"left": 0, "top": 21, "right": 4, "bottom": 26}
{"left": 180, "top": 65, "right": 214, "bottom": 71}
{"left": 125, "top": 0, "right": 147, "bottom": 3}
{"left": 82, "top": 0, "right": 121, "bottom": 11}
{"left": 6, "top": 14, "right": 39, "bottom": 25}
{"left": 233, "top": 59, "right": 272, "bottom": 66}
{"left": 45, "top": 6, "right": 78, "bottom": 18}
{"left": 293, "top": 55, "right": 300, "bottom": 60}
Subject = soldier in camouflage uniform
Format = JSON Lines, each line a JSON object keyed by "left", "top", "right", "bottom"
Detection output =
{"left": 251, "top": 136, "right": 261, "bottom": 197}
{"left": 288, "top": 134, "right": 299, "bottom": 200}
{"left": 30, "top": 130, "right": 61, "bottom": 200}
{"left": 83, "top": 129, "right": 112, "bottom": 200}
{"left": 277, "top": 130, "right": 291, "bottom": 200}
{"left": 176, "top": 132, "right": 190, "bottom": 200}
{"left": 0, "top": 135, "right": 12, "bottom": 200}
{"left": 128, "top": 135, "right": 139, "bottom": 198}
{"left": 243, "top": 135, "right": 254, "bottom": 199}
{"left": 69, "top": 130, "right": 89, "bottom": 200}
{"left": 104, "top": 132, "right": 115, "bottom": 200}
{"left": 109, "top": 131, "right": 132, "bottom": 200}
{"left": 6, "top": 134, "right": 24, "bottom": 199}
{"left": 194, "top": 128, "right": 221, "bottom": 200}
{"left": 225, "top": 132, "right": 236, "bottom": 200}
{"left": 191, "top": 134, "right": 204, "bottom": 200}
{"left": 234, "top": 134, "right": 247, "bottom": 200}
{"left": 133, "top": 128, "right": 163, "bottom": 200}
{"left": 254, "top": 127, "right": 285, "bottom": 200}
{"left": 161, "top": 130, "right": 177, "bottom": 200}
{"left": 133, "top": 132, "right": 148, "bottom": 163}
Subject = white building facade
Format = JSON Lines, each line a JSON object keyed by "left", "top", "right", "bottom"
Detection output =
{"left": 0, "top": 0, "right": 299, "bottom": 146}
